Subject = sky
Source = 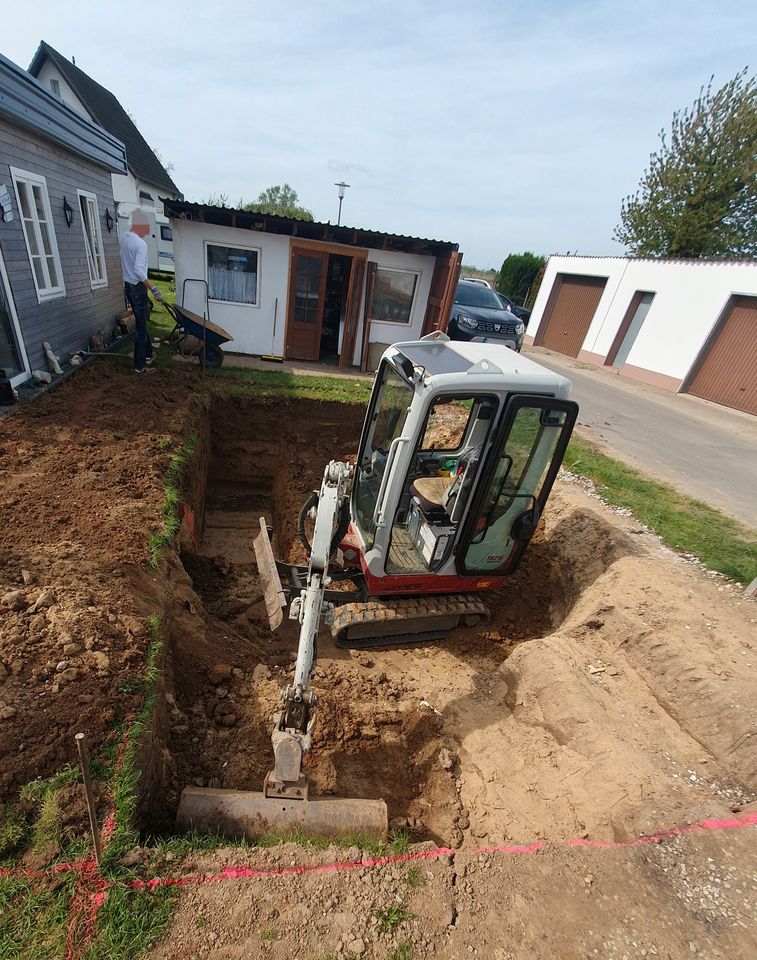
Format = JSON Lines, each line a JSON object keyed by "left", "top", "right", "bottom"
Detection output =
{"left": 5, "top": 0, "right": 756, "bottom": 267}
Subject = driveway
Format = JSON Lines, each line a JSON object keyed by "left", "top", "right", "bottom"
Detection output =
{"left": 525, "top": 346, "right": 757, "bottom": 528}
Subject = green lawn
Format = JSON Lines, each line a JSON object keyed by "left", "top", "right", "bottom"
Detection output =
{"left": 564, "top": 436, "right": 755, "bottom": 585}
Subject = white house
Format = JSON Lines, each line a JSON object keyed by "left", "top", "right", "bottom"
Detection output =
{"left": 164, "top": 199, "right": 462, "bottom": 370}
{"left": 28, "top": 42, "right": 182, "bottom": 272}
{"left": 527, "top": 255, "right": 757, "bottom": 415}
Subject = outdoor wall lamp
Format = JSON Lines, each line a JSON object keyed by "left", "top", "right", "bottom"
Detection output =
{"left": 104, "top": 208, "right": 114, "bottom": 232}
{"left": 63, "top": 196, "right": 74, "bottom": 228}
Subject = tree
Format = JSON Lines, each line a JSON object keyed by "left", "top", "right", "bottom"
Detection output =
{"left": 614, "top": 69, "right": 757, "bottom": 259}
{"left": 203, "top": 192, "right": 231, "bottom": 207}
{"left": 497, "top": 252, "right": 546, "bottom": 305}
{"left": 243, "top": 184, "right": 314, "bottom": 220}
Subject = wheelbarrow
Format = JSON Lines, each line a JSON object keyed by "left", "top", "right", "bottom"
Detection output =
{"left": 164, "top": 302, "right": 234, "bottom": 368}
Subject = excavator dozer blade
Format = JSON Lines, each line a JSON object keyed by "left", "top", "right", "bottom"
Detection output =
{"left": 177, "top": 787, "right": 388, "bottom": 842}
{"left": 253, "top": 517, "right": 287, "bottom": 631}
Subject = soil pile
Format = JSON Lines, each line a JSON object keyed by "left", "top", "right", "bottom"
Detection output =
{"left": 0, "top": 365, "right": 196, "bottom": 797}
{"left": 1, "top": 364, "right": 755, "bottom": 958}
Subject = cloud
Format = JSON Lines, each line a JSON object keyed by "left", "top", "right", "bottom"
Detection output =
{"left": 5, "top": 0, "right": 756, "bottom": 263}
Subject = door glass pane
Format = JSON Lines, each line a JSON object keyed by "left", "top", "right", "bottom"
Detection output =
{"left": 45, "top": 255, "right": 59, "bottom": 288}
{"left": 80, "top": 196, "right": 95, "bottom": 264}
{"left": 32, "top": 184, "right": 46, "bottom": 222}
{"left": 32, "top": 258, "right": 45, "bottom": 288}
{"left": 38, "top": 220, "right": 53, "bottom": 258}
{"left": 0, "top": 276, "right": 22, "bottom": 377}
{"left": 294, "top": 255, "right": 322, "bottom": 325}
{"left": 352, "top": 363, "right": 414, "bottom": 547}
{"left": 25, "top": 225, "right": 41, "bottom": 258}
{"left": 386, "top": 395, "right": 493, "bottom": 575}
{"left": 463, "top": 406, "right": 568, "bottom": 572}
{"left": 17, "top": 181, "right": 32, "bottom": 220}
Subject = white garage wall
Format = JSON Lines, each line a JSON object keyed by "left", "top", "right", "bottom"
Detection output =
{"left": 173, "top": 219, "right": 439, "bottom": 363}
{"left": 530, "top": 256, "right": 757, "bottom": 384}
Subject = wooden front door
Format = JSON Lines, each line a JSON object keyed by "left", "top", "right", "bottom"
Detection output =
{"left": 339, "top": 256, "right": 366, "bottom": 368}
{"left": 285, "top": 247, "right": 329, "bottom": 361}
{"left": 422, "top": 251, "right": 462, "bottom": 336}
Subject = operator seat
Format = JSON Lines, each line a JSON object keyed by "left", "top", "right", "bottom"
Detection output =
{"left": 410, "top": 443, "right": 483, "bottom": 521}
{"left": 410, "top": 477, "right": 450, "bottom": 518}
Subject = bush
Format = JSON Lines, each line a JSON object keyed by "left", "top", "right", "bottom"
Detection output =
{"left": 497, "top": 252, "right": 545, "bottom": 305}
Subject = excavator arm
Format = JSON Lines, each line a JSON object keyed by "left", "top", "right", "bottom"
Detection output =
{"left": 256, "top": 460, "right": 353, "bottom": 801}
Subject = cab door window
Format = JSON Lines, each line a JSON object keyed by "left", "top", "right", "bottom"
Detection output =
{"left": 459, "top": 398, "right": 577, "bottom": 575}
{"left": 385, "top": 395, "right": 496, "bottom": 575}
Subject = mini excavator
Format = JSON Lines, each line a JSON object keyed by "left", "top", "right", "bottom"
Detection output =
{"left": 178, "top": 333, "right": 578, "bottom": 840}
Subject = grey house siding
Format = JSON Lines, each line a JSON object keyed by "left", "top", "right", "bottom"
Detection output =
{"left": 0, "top": 115, "right": 124, "bottom": 373}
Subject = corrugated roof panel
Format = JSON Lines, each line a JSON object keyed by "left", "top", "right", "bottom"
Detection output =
{"left": 163, "top": 199, "right": 459, "bottom": 253}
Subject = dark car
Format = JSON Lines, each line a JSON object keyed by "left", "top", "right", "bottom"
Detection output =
{"left": 447, "top": 280, "right": 526, "bottom": 351}
{"left": 495, "top": 292, "right": 531, "bottom": 323}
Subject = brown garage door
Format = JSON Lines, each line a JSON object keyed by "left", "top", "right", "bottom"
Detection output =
{"left": 536, "top": 274, "right": 607, "bottom": 357}
{"left": 684, "top": 296, "right": 757, "bottom": 415}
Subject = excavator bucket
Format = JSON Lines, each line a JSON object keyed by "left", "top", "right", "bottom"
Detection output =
{"left": 177, "top": 787, "right": 388, "bottom": 842}
{"left": 253, "top": 517, "right": 286, "bottom": 631}
{"left": 177, "top": 503, "right": 389, "bottom": 843}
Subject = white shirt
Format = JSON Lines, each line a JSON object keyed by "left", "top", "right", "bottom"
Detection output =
{"left": 119, "top": 230, "right": 148, "bottom": 284}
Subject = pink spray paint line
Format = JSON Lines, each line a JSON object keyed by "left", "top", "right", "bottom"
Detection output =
{"left": 64, "top": 865, "right": 109, "bottom": 960}
{"left": 129, "top": 811, "right": 757, "bottom": 893}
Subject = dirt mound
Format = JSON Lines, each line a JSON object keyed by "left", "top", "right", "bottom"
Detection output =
{"left": 2, "top": 364, "right": 756, "bottom": 957}
{"left": 3, "top": 373, "right": 755, "bottom": 844}
{"left": 0, "top": 364, "right": 199, "bottom": 797}
{"left": 147, "top": 394, "right": 756, "bottom": 851}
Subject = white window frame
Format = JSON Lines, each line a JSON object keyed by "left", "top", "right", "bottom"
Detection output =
{"left": 205, "top": 240, "right": 261, "bottom": 308}
{"left": 0, "top": 247, "right": 31, "bottom": 388}
{"left": 371, "top": 266, "right": 419, "bottom": 325}
{"left": 77, "top": 189, "right": 108, "bottom": 289}
{"left": 10, "top": 167, "right": 66, "bottom": 303}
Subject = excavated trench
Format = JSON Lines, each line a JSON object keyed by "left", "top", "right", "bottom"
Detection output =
{"left": 139, "top": 394, "right": 626, "bottom": 841}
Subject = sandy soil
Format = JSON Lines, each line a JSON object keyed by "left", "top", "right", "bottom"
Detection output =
{"left": 149, "top": 827, "right": 757, "bottom": 960}
{"left": 1, "top": 365, "right": 755, "bottom": 958}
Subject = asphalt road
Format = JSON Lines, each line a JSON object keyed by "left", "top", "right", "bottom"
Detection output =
{"left": 525, "top": 346, "right": 757, "bottom": 529}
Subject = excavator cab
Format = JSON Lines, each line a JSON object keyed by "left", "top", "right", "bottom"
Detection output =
{"left": 349, "top": 335, "right": 578, "bottom": 594}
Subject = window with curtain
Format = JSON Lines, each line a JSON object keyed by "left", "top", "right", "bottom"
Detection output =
{"left": 207, "top": 244, "right": 259, "bottom": 304}
{"left": 78, "top": 191, "right": 107, "bottom": 288}
{"left": 371, "top": 267, "right": 418, "bottom": 324}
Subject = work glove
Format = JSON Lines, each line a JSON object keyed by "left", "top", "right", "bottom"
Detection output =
{"left": 150, "top": 285, "right": 164, "bottom": 302}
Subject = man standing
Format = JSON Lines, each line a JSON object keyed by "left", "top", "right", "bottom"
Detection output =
{"left": 119, "top": 209, "right": 163, "bottom": 373}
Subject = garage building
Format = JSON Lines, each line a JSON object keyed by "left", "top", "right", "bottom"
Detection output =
{"left": 527, "top": 256, "right": 757, "bottom": 415}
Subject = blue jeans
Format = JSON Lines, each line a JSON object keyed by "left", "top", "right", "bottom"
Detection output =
{"left": 124, "top": 282, "right": 153, "bottom": 370}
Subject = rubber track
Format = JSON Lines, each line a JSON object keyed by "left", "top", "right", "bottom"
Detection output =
{"left": 331, "top": 594, "right": 490, "bottom": 648}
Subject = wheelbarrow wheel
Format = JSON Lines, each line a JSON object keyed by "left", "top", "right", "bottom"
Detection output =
{"left": 201, "top": 344, "right": 224, "bottom": 368}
